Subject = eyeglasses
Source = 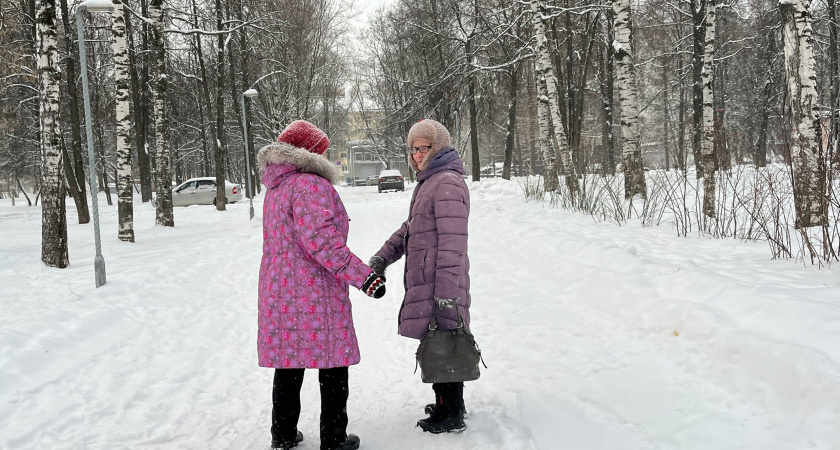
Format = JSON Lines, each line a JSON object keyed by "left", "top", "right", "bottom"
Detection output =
{"left": 409, "top": 145, "right": 432, "bottom": 155}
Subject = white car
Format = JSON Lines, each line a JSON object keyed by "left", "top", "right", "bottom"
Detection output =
{"left": 171, "top": 177, "right": 243, "bottom": 207}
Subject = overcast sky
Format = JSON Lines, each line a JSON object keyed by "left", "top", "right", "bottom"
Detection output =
{"left": 358, "top": 0, "right": 395, "bottom": 24}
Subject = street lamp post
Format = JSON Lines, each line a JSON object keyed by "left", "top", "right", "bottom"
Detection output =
{"left": 76, "top": 0, "right": 114, "bottom": 288}
{"left": 241, "top": 88, "right": 258, "bottom": 220}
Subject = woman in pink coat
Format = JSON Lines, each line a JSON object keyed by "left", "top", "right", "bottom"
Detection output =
{"left": 257, "top": 120, "right": 385, "bottom": 450}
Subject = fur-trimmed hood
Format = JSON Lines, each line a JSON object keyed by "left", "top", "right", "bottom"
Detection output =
{"left": 257, "top": 141, "right": 339, "bottom": 185}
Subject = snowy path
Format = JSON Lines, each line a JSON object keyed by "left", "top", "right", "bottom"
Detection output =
{"left": 1, "top": 179, "right": 839, "bottom": 449}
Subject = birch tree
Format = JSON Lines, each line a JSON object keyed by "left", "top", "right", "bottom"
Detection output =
{"left": 536, "top": 75, "right": 560, "bottom": 192}
{"left": 149, "top": 0, "right": 173, "bottom": 226}
{"left": 530, "top": 0, "right": 579, "bottom": 194}
{"left": 112, "top": 0, "right": 134, "bottom": 241}
{"left": 779, "top": 0, "right": 827, "bottom": 228}
{"left": 691, "top": 0, "right": 706, "bottom": 179}
{"left": 700, "top": 0, "right": 716, "bottom": 217}
{"left": 36, "top": 0, "right": 68, "bottom": 267}
{"left": 612, "top": 0, "right": 647, "bottom": 199}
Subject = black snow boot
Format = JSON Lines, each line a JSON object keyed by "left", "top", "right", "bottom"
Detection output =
{"left": 327, "top": 434, "right": 360, "bottom": 450}
{"left": 271, "top": 431, "right": 303, "bottom": 450}
{"left": 417, "top": 383, "right": 466, "bottom": 434}
{"left": 424, "top": 383, "right": 467, "bottom": 419}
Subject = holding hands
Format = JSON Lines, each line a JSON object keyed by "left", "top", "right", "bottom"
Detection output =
{"left": 362, "top": 256, "right": 388, "bottom": 298}
{"left": 368, "top": 256, "right": 387, "bottom": 276}
{"left": 362, "top": 271, "right": 386, "bottom": 298}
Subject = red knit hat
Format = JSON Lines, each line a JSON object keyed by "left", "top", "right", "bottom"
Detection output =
{"left": 277, "top": 120, "right": 330, "bottom": 155}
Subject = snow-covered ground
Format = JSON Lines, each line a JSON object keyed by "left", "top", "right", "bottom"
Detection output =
{"left": 1, "top": 178, "right": 839, "bottom": 450}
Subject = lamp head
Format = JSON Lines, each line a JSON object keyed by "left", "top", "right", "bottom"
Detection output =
{"left": 243, "top": 89, "right": 259, "bottom": 98}
{"left": 79, "top": 0, "right": 115, "bottom": 12}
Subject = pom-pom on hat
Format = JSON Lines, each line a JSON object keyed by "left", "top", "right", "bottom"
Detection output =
{"left": 277, "top": 120, "right": 330, "bottom": 155}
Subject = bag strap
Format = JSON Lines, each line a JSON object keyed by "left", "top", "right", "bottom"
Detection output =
{"left": 429, "top": 299, "right": 465, "bottom": 331}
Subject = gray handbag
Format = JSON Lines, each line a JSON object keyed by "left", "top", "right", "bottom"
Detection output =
{"left": 415, "top": 303, "right": 485, "bottom": 383}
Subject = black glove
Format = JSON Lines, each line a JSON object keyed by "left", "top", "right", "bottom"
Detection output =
{"left": 362, "top": 272, "right": 386, "bottom": 298}
{"left": 368, "top": 256, "right": 387, "bottom": 276}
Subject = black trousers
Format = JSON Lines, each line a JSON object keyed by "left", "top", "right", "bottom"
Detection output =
{"left": 272, "top": 366, "right": 349, "bottom": 450}
{"left": 432, "top": 381, "right": 464, "bottom": 411}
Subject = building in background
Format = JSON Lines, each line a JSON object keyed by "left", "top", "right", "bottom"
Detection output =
{"left": 337, "top": 109, "right": 409, "bottom": 185}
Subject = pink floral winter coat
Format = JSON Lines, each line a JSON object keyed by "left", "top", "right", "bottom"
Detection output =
{"left": 257, "top": 142, "right": 372, "bottom": 369}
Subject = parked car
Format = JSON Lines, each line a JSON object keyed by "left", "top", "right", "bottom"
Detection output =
{"left": 366, "top": 175, "right": 380, "bottom": 186}
{"left": 377, "top": 169, "right": 405, "bottom": 193}
{"left": 171, "top": 177, "right": 243, "bottom": 207}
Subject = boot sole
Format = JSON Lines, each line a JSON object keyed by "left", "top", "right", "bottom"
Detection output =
{"left": 417, "top": 423, "right": 467, "bottom": 434}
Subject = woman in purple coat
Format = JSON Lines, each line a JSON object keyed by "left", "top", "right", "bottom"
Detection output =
{"left": 369, "top": 119, "right": 472, "bottom": 434}
{"left": 257, "top": 120, "right": 385, "bottom": 450}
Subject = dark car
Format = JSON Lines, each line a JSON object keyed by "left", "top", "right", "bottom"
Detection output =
{"left": 378, "top": 169, "right": 405, "bottom": 193}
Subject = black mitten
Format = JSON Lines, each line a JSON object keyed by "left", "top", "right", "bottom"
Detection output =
{"left": 362, "top": 272, "right": 386, "bottom": 298}
{"left": 368, "top": 256, "right": 387, "bottom": 276}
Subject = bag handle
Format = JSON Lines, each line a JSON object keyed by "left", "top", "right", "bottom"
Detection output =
{"left": 429, "top": 298, "right": 465, "bottom": 331}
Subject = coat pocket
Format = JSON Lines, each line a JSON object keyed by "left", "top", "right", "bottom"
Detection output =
{"left": 405, "top": 249, "right": 428, "bottom": 286}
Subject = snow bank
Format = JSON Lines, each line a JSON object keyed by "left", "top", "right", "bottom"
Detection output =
{"left": 1, "top": 178, "right": 838, "bottom": 449}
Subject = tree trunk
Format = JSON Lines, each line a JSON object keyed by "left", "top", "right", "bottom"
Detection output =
{"left": 536, "top": 75, "right": 560, "bottom": 192}
{"left": 714, "top": 6, "right": 730, "bottom": 172}
{"left": 530, "top": 0, "right": 579, "bottom": 193}
{"left": 692, "top": 0, "right": 706, "bottom": 178}
{"left": 190, "top": 0, "right": 213, "bottom": 178}
{"left": 465, "top": 37, "right": 481, "bottom": 182}
{"left": 142, "top": 0, "right": 154, "bottom": 199}
{"left": 564, "top": 4, "right": 578, "bottom": 169}
{"left": 663, "top": 60, "right": 671, "bottom": 170}
{"left": 678, "top": 54, "right": 687, "bottom": 171}
{"left": 16, "top": 177, "right": 33, "bottom": 206}
{"left": 503, "top": 65, "right": 518, "bottom": 180}
{"left": 57, "top": 0, "right": 90, "bottom": 224}
{"left": 150, "top": 0, "right": 174, "bottom": 226}
{"left": 515, "top": 118, "right": 524, "bottom": 176}
{"left": 525, "top": 63, "right": 538, "bottom": 174}
{"left": 780, "top": 0, "right": 827, "bottom": 228}
{"left": 36, "top": 0, "right": 69, "bottom": 268}
{"left": 195, "top": 68, "right": 211, "bottom": 177}
{"left": 701, "top": 0, "right": 717, "bottom": 217}
{"left": 829, "top": 0, "right": 839, "bottom": 146}
{"left": 213, "top": 0, "right": 228, "bottom": 211}
{"left": 603, "top": 8, "right": 617, "bottom": 175}
{"left": 112, "top": 0, "right": 134, "bottom": 241}
{"left": 61, "top": 137, "right": 83, "bottom": 210}
{"left": 571, "top": 14, "right": 599, "bottom": 175}
{"left": 235, "top": 0, "right": 258, "bottom": 193}
{"left": 757, "top": 79, "right": 771, "bottom": 167}
{"left": 226, "top": 6, "right": 248, "bottom": 196}
{"left": 101, "top": 159, "right": 112, "bottom": 206}
{"left": 612, "top": 0, "right": 647, "bottom": 199}
{"left": 126, "top": 2, "right": 152, "bottom": 203}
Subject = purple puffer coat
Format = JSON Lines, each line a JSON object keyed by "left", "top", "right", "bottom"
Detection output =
{"left": 257, "top": 142, "right": 372, "bottom": 369}
{"left": 375, "top": 148, "right": 470, "bottom": 339}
